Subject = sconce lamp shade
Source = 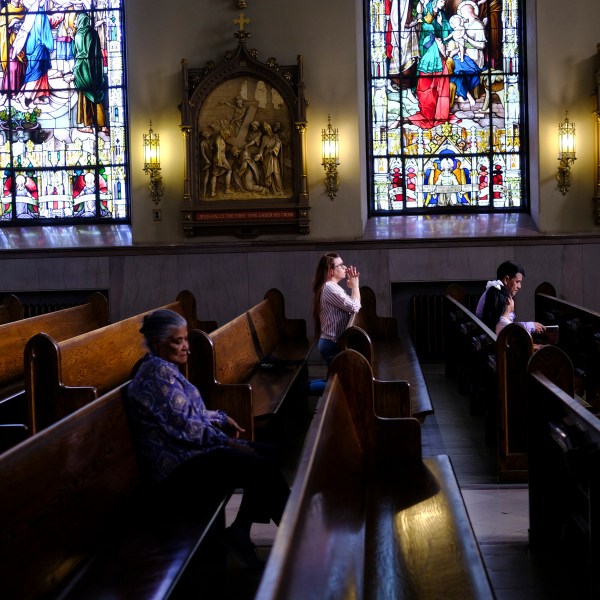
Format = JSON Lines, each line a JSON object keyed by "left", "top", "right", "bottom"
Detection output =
{"left": 321, "top": 115, "right": 340, "bottom": 200}
{"left": 556, "top": 111, "right": 576, "bottom": 195}
{"left": 143, "top": 120, "right": 161, "bottom": 170}
{"left": 558, "top": 111, "right": 576, "bottom": 161}
{"left": 321, "top": 115, "right": 339, "bottom": 166}
{"left": 142, "top": 120, "right": 164, "bottom": 204}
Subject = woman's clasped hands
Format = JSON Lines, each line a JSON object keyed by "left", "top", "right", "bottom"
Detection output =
{"left": 345, "top": 265, "right": 360, "bottom": 289}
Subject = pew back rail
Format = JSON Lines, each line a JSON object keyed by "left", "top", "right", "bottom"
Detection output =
{"left": 24, "top": 290, "right": 216, "bottom": 435}
{"left": 0, "top": 292, "right": 109, "bottom": 451}
{"left": 189, "top": 288, "right": 311, "bottom": 441}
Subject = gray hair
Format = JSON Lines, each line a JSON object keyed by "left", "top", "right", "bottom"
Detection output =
{"left": 140, "top": 309, "right": 186, "bottom": 350}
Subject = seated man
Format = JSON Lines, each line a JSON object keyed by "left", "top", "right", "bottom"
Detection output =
{"left": 476, "top": 260, "right": 545, "bottom": 336}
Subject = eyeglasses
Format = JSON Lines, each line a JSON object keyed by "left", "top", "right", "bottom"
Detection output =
{"left": 333, "top": 263, "right": 346, "bottom": 269}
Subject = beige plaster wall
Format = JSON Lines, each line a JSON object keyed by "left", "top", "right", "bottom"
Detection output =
{"left": 125, "top": 0, "right": 600, "bottom": 243}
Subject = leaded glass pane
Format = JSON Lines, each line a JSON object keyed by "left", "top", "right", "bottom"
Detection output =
{"left": 0, "top": 0, "right": 128, "bottom": 224}
{"left": 367, "top": 0, "right": 525, "bottom": 214}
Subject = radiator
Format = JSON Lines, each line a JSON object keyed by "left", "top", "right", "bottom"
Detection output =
{"left": 7, "top": 290, "right": 108, "bottom": 319}
{"left": 409, "top": 291, "right": 480, "bottom": 361}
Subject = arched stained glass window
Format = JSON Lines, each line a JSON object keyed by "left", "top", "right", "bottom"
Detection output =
{"left": 0, "top": 0, "right": 127, "bottom": 224}
{"left": 367, "top": 0, "right": 525, "bottom": 214}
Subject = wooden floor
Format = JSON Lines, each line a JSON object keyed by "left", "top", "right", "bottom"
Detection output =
{"left": 179, "top": 361, "right": 576, "bottom": 599}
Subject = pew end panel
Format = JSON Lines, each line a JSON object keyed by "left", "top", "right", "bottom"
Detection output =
{"left": 527, "top": 344, "right": 575, "bottom": 398}
{"left": 338, "top": 324, "right": 373, "bottom": 363}
{"left": 263, "top": 287, "right": 309, "bottom": 344}
{"left": 208, "top": 383, "right": 255, "bottom": 442}
{"left": 496, "top": 323, "right": 534, "bottom": 482}
{"left": 444, "top": 292, "right": 497, "bottom": 420}
{"left": 0, "top": 293, "right": 23, "bottom": 324}
{"left": 25, "top": 332, "right": 99, "bottom": 434}
{"left": 175, "top": 289, "right": 218, "bottom": 334}
{"left": 374, "top": 415, "right": 422, "bottom": 468}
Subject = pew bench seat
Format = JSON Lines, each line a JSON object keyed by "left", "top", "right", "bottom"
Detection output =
{"left": 0, "top": 383, "right": 230, "bottom": 600}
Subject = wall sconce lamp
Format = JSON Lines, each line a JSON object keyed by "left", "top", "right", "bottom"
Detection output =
{"left": 321, "top": 115, "right": 340, "bottom": 200}
{"left": 557, "top": 110, "right": 576, "bottom": 195}
{"left": 143, "top": 120, "right": 164, "bottom": 204}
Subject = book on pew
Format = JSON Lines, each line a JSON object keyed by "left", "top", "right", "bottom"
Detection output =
{"left": 534, "top": 325, "right": 559, "bottom": 346}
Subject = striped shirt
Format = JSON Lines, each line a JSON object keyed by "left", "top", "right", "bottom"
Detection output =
{"left": 320, "top": 281, "right": 361, "bottom": 341}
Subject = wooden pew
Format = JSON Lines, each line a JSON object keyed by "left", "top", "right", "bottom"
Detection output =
{"left": 444, "top": 286, "right": 536, "bottom": 482}
{"left": 0, "top": 292, "right": 109, "bottom": 451}
{"left": 337, "top": 285, "right": 433, "bottom": 422}
{"left": 23, "top": 290, "right": 217, "bottom": 436}
{"left": 527, "top": 345, "right": 600, "bottom": 599}
{"left": 0, "top": 293, "right": 22, "bottom": 324}
{"left": 444, "top": 288, "right": 497, "bottom": 417}
{"left": 535, "top": 282, "right": 600, "bottom": 410}
{"left": 188, "top": 288, "right": 311, "bottom": 442}
{"left": 256, "top": 349, "right": 494, "bottom": 600}
{"left": 0, "top": 383, "right": 230, "bottom": 600}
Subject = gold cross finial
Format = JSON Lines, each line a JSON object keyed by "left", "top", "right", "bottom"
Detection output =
{"left": 234, "top": 12, "right": 250, "bottom": 32}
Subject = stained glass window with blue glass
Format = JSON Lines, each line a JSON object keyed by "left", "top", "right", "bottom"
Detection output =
{"left": 367, "top": 0, "right": 525, "bottom": 214}
{"left": 0, "top": 0, "right": 127, "bottom": 223}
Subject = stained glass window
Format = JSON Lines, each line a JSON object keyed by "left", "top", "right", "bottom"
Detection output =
{"left": 367, "top": 0, "right": 525, "bottom": 214}
{"left": 0, "top": 0, "right": 127, "bottom": 224}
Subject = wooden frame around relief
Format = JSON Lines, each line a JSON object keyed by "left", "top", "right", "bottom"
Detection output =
{"left": 180, "top": 40, "right": 309, "bottom": 238}
{"left": 594, "top": 43, "right": 600, "bottom": 225}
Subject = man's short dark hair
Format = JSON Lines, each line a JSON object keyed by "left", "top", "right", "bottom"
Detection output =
{"left": 497, "top": 260, "right": 525, "bottom": 280}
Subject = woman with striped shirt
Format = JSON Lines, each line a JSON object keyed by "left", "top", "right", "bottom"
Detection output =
{"left": 311, "top": 252, "right": 361, "bottom": 365}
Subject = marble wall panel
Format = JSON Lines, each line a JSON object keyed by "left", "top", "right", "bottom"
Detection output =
{"left": 248, "top": 251, "right": 317, "bottom": 327}
{"left": 559, "top": 245, "right": 583, "bottom": 304}
{"left": 513, "top": 245, "right": 566, "bottom": 322}
{"left": 177, "top": 253, "right": 250, "bottom": 326}
{"left": 388, "top": 246, "right": 509, "bottom": 283}
{"left": 582, "top": 244, "right": 600, "bottom": 312}
{"left": 0, "top": 257, "right": 109, "bottom": 292}
{"left": 0, "top": 241, "right": 597, "bottom": 337}
{"left": 109, "top": 255, "right": 179, "bottom": 320}
{"left": 349, "top": 248, "right": 391, "bottom": 315}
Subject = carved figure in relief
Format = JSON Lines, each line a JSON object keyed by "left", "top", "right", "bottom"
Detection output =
{"left": 221, "top": 95, "right": 247, "bottom": 134}
{"left": 255, "top": 121, "right": 282, "bottom": 194}
{"left": 199, "top": 129, "right": 213, "bottom": 197}
{"left": 209, "top": 125, "right": 233, "bottom": 197}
